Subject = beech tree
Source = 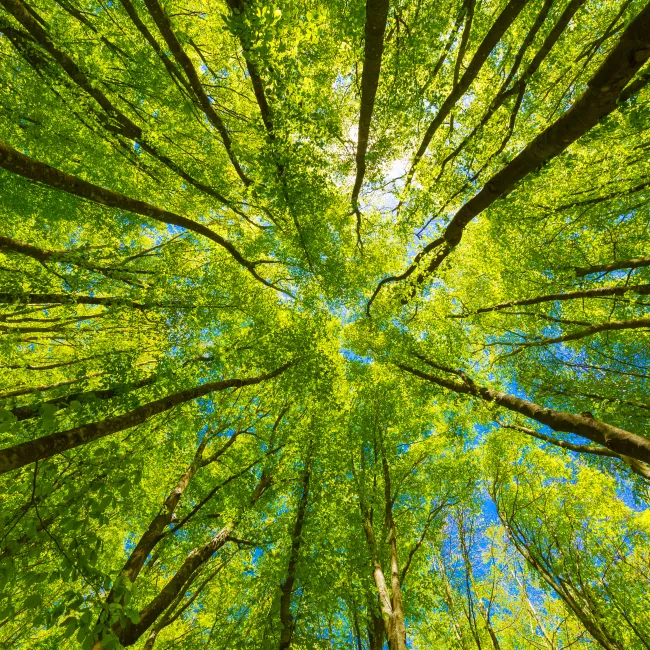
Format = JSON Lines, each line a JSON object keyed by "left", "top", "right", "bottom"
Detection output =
{"left": 1, "top": 0, "right": 649, "bottom": 648}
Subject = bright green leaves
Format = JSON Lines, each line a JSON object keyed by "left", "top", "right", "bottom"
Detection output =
{"left": 0, "top": 0, "right": 649, "bottom": 648}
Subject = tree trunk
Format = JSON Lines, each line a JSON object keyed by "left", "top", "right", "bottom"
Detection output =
{"left": 0, "top": 363, "right": 291, "bottom": 473}
{"left": 278, "top": 452, "right": 312, "bottom": 649}
{"left": 398, "top": 362, "right": 650, "bottom": 466}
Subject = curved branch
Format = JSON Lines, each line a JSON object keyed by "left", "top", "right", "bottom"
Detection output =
{"left": 452, "top": 283, "right": 650, "bottom": 316}
{"left": 0, "top": 142, "right": 289, "bottom": 294}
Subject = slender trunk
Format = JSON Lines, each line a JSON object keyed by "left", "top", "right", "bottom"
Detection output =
{"left": 0, "top": 236, "right": 144, "bottom": 283}
{"left": 492, "top": 499, "right": 622, "bottom": 650}
{"left": 0, "top": 370, "right": 104, "bottom": 400}
{"left": 118, "top": 522, "right": 234, "bottom": 646}
{"left": 504, "top": 316, "right": 650, "bottom": 352}
{"left": 511, "top": 569, "right": 556, "bottom": 649}
{"left": 380, "top": 438, "right": 407, "bottom": 650}
{"left": 435, "top": 553, "right": 469, "bottom": 649}
{"left": 361, "top": 510, "right": 395, "bottom": 641}
{"left": 499, "top": 423, "right": 650, "bottom": 480}
{"left": 0, "top": 363, "right": 292, "bottom": 474}
{"left": 351, "top": 0, "right": 391, "bottom": 209}
{"left": 94, "top": 469, "right": 272, "bottom": 649}
{"left": 122, "top": 438, "right": 208, "bottom": 583}
{"left": 93, "top": 429, "right": 242, "bottom": 644}
{"left": 0, "top": 292, "right": 175, "bottom": 311}
{"left": 278, "top": 454, "right": 312, "bottom": 649}
{"left": 141, "top": 559, "right": 231, "bottom": 650}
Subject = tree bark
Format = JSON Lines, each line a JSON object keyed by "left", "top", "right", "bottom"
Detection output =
{"left": 278, "top": 453, "right": 312, "bottom": 649}
{"left": 398, "top": 362, "right": 650, "bottom": 466}
{"left": 0, "top": 236, "right": 146, "bottom": 284}
{"left": 0, "top": 363, "right": 292, "bottom": 473}
{"left": 0, "top": 292, "right": 153, "bottom": 311}
{"left": 351, "top": 0, "right": 391, "bottom": 210}
{"left": 93, "top": 470, "right": 272, "bottom": 648}
{"left": 501, "top": 316, "right": 650, "bottom": 353}
{"left": 118, "top": 522, "right": 233, "bottom": 646}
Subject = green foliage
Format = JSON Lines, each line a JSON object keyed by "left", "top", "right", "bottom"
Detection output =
{"left": 0, "top": 0, "right": 649, "bottom": 648}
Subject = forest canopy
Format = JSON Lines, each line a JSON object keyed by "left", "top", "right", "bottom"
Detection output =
{"left": 0, "top": 0, "right": 649, "bottom": 647}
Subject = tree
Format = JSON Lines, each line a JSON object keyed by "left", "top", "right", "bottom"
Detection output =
{"left": 0, "top": 0, "right": 649, "bottom": 647}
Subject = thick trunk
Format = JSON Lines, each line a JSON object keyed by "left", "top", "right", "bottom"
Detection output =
{"left": 367, "top": 606, "right": 385, "bottom": 650}
{"left": 351, "top": 0, "right": 391, "bottom": 209}
{"left": 0, "top": 363, "right": 291, "bottom": 473}
{"left": 399, "top": 363, "right": 650, "bottom": 467}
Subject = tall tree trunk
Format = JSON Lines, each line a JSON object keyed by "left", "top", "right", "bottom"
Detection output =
{"left": 0, "top": 362, "right": 292, "bottom": 473}
{"left": 278, "top": 451, "right": 312, "bottom": 649}
{"left": 367, "top": 605, "right": 385, "bottom": 650}
{"left": 380, "top": 436, "right": 407, "bottom": 650}
{"left": 398, "top": 362, "right": 650, "bottom": 467}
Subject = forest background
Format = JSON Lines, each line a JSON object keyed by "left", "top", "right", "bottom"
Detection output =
{"left": 0, "top": 0, "right": 650, "bottom": 648}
